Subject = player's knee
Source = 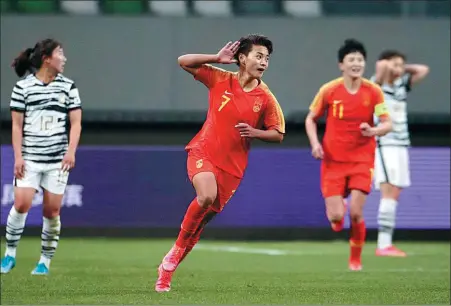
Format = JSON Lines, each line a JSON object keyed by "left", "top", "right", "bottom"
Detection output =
{"left": 14, "top": 198, "right": 32, "bottom": 213}
{"left": 43, "top": 207, "right": 61, "bottom": 218}
{"left": 381, "top": 183, "right": 400, "bottom": 200}
{"left": 349, "top": 212, "right": 363, "bottom": 223}
{"left": 197, "top": 194, "right": 216, "bottom": 209}
{"left": 328, "top": 212, "right": 344, "bottom": 223}
{"left": 43, "top": 201, "right": 61, "bottom": 218}
{"left": 14, "top": 203, "right": 31, "bottom": 214}
{"left": 13, "top": 190, "right": 34, "bottom": 213}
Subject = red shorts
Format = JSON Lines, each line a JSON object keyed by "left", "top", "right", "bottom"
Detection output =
{"left": 187, "top": 152, "right": 241, "bottom": 212}
{"left": 321, "top": 159, "right": 374, "bottom": 198}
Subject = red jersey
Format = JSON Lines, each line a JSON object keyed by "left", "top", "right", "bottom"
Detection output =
{"left": 309, "top": 77, "right": 388, "bottom": 163}
{"left": 185, "top": 64, "right": 285, "bottom": 178}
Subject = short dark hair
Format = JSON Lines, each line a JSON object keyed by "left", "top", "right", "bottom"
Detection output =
{"left": 378, "top": 50, "right": 406, "bottom": 61}
{"left": 11, "top": 38, "right": 62, "bottom": 77}
{"left": 338, "top": 39, "right": 366, "bottom": 63}
{"left": 234, "top": 34, "right": 273, "bottom": 66}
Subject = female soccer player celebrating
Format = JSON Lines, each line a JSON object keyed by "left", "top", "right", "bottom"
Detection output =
{"left": 305, "top": 39, "right": 392, "bottom": 271}
{"left": 155, "top": 34, "right": 285, "bottom": 292}
{"left": 1, "top": 39, "right": 82, "bottom": 275}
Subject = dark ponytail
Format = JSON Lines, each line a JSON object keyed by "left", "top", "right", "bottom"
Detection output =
{"left": 11, "top": 47, "right": 35, "bottom": 77}
{"left": 11, "top": 38, "right": 61, "bottom": 78}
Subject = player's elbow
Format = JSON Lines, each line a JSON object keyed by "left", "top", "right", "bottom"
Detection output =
{"left": 276, "top": 133, "right": 284, "bottom": 143}
{"left": 12, "top": 118, "right": 23, "bottom": 128}
{"left": 11, "top": 113, "right": 24, "bottom": 128}
{"left": 305, "top": 115, "right": 316, "bottom": 129}
{"left": 177, "top": 55, "right": 190, "bottom": 68}
{"left": 418, "top": 65, "right": 430, "bottom": 78}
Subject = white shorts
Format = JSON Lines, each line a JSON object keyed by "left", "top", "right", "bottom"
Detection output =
{"left": 14, "top": 161, "right": 69, "bottom": 195}
{"left": 374, "top": 146, "right": 411, "bottom": 189}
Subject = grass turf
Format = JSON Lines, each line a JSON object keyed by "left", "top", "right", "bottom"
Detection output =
{"left": 1, "top": 238, "right": 449, "bottom": 305}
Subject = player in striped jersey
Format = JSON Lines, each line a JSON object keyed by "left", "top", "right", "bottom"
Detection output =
{"left": 1, "top": 39, "right": 82, "bottom": 275}
{"left": 371, "top": 50, "right": 429, "bottom": 257}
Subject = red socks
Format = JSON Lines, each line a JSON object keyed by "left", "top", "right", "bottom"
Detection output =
{"left": 180, "top": 229, "right": 203, "bottom": 263}
{"left": 175, "top": 198, "right": 208, "bottom": 248}
{"left": 179, "top": 209, "right": 217, "bottom": 263}
{"left": 350, "top": 220, "right": 366, "bottom": 261}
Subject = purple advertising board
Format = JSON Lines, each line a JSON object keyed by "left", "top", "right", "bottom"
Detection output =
{"left": 1, "top": 145, "right": 449, "bottom": 229}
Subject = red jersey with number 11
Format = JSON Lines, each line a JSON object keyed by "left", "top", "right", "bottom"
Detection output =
{"left": 185, "top": 64, "right": 285, "bottom": 178}
{"left": 309, "top": 77, "right": 389, "bottom": 163}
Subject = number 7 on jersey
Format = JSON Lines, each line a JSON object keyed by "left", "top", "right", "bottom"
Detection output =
{"left": 218, "top": 95, "right": 230, "bottom": 112}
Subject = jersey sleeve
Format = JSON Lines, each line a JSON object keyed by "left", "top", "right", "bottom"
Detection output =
{"left": 10, "top": 84, "right": 26, "bottom": 113}
{"left": 309, "top": 85, "right": 328, "bottom": 120}
{"left": 263, "top": 91, "right": 285, "bottom": 134}
{"left": 372, "top": 84, "right": 389, "bottom": 119}
{"left": 68, "top": 83, "right": 82, "bottom": 111}
{"left": 194, "top": 64, "right": 231, "bottom": 88}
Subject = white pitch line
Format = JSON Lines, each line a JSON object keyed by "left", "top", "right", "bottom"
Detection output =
{"left": 194, "top": 244, "right": 447, "bottom": 257}
{"left": 195, "top": 244, "right": 347, "bottom": 256}
{"left": 194, "top": 245, "right": 449, "bottom": 273}
{"left": 195, "top": 245, "right": 290, "bottom": 255}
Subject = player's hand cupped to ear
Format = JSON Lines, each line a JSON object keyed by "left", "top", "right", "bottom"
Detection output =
{"left": 235, "top": 123, "right": 258, "bottom": 138}
{"left": 216, "top": 41, "right": 240, "bottom": 64}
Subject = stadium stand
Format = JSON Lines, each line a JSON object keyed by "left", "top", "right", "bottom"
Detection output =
{"left": 16, "top": 0, "right": 60, "bottom": 13}
{"left": 151, "top": 1, "right": 188, "bottom": 16}
{"left": 192, "top": 0, "right": 232, "bottom": 17}
{"left": 61, "top": 1, "right": 99, "bottom": 15}
{"left": 0, "top": 0, "right": 447, "bottom": 17}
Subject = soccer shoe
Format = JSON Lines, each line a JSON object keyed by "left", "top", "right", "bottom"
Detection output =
{"left": 161, "top": 244, "right": 185, "bottom": 272}
{"left": 155, "top": 264, "right": 173, "bottom": 292}
{"left": 0, "top": 256, "right": 16, "bottom": 274}
{"left": 376, "top": 246, "right": 407, "bottom": 257}
{"left": 31, "top": 263, "right": 49, "bottom": 275}
{"left": 348, "top": 260, "right": 362, "bottom": 271}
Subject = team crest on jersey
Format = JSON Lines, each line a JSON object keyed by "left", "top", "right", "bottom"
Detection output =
{"left": 59, "top": 93, "right": 66, "bottom": 104}
{"left": 196, "top": 159, "right": 203, "bottom": 169}
{"left": 253, "top": 97, "right": 263, "bottom": 112}
{"left": 362, "top": 93, "right": 370, "bottom": 106}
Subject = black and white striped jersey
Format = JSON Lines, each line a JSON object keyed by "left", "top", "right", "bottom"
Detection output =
{"left": 371, "top": 73, "right": 411, "bottom": 147}
{"left": 10, "top": 73, "right": 82, "bottom": 164}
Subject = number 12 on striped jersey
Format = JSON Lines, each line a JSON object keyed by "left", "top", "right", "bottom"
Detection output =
{"left": 218, "top": 95, "right": 231, "bottom": 112}
{"left": 40, "top": 116, "right": 54, "bottom": 131}
{"left": 332, "top": 102, "right": 344, "bottom": 119}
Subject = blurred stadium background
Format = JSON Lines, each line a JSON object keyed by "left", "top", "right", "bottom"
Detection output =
{"left": 0, "top": 1, "right": 449, "bottom": 304}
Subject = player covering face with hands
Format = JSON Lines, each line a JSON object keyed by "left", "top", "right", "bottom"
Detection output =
{"left": 155, "top": 34, "right": 285, "bottom": 292}
{"left": 305, "top": 39, "right": 392, "bottom": 271}
{"left": 371, "top": 50, "right": 429, "bottom": 257}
